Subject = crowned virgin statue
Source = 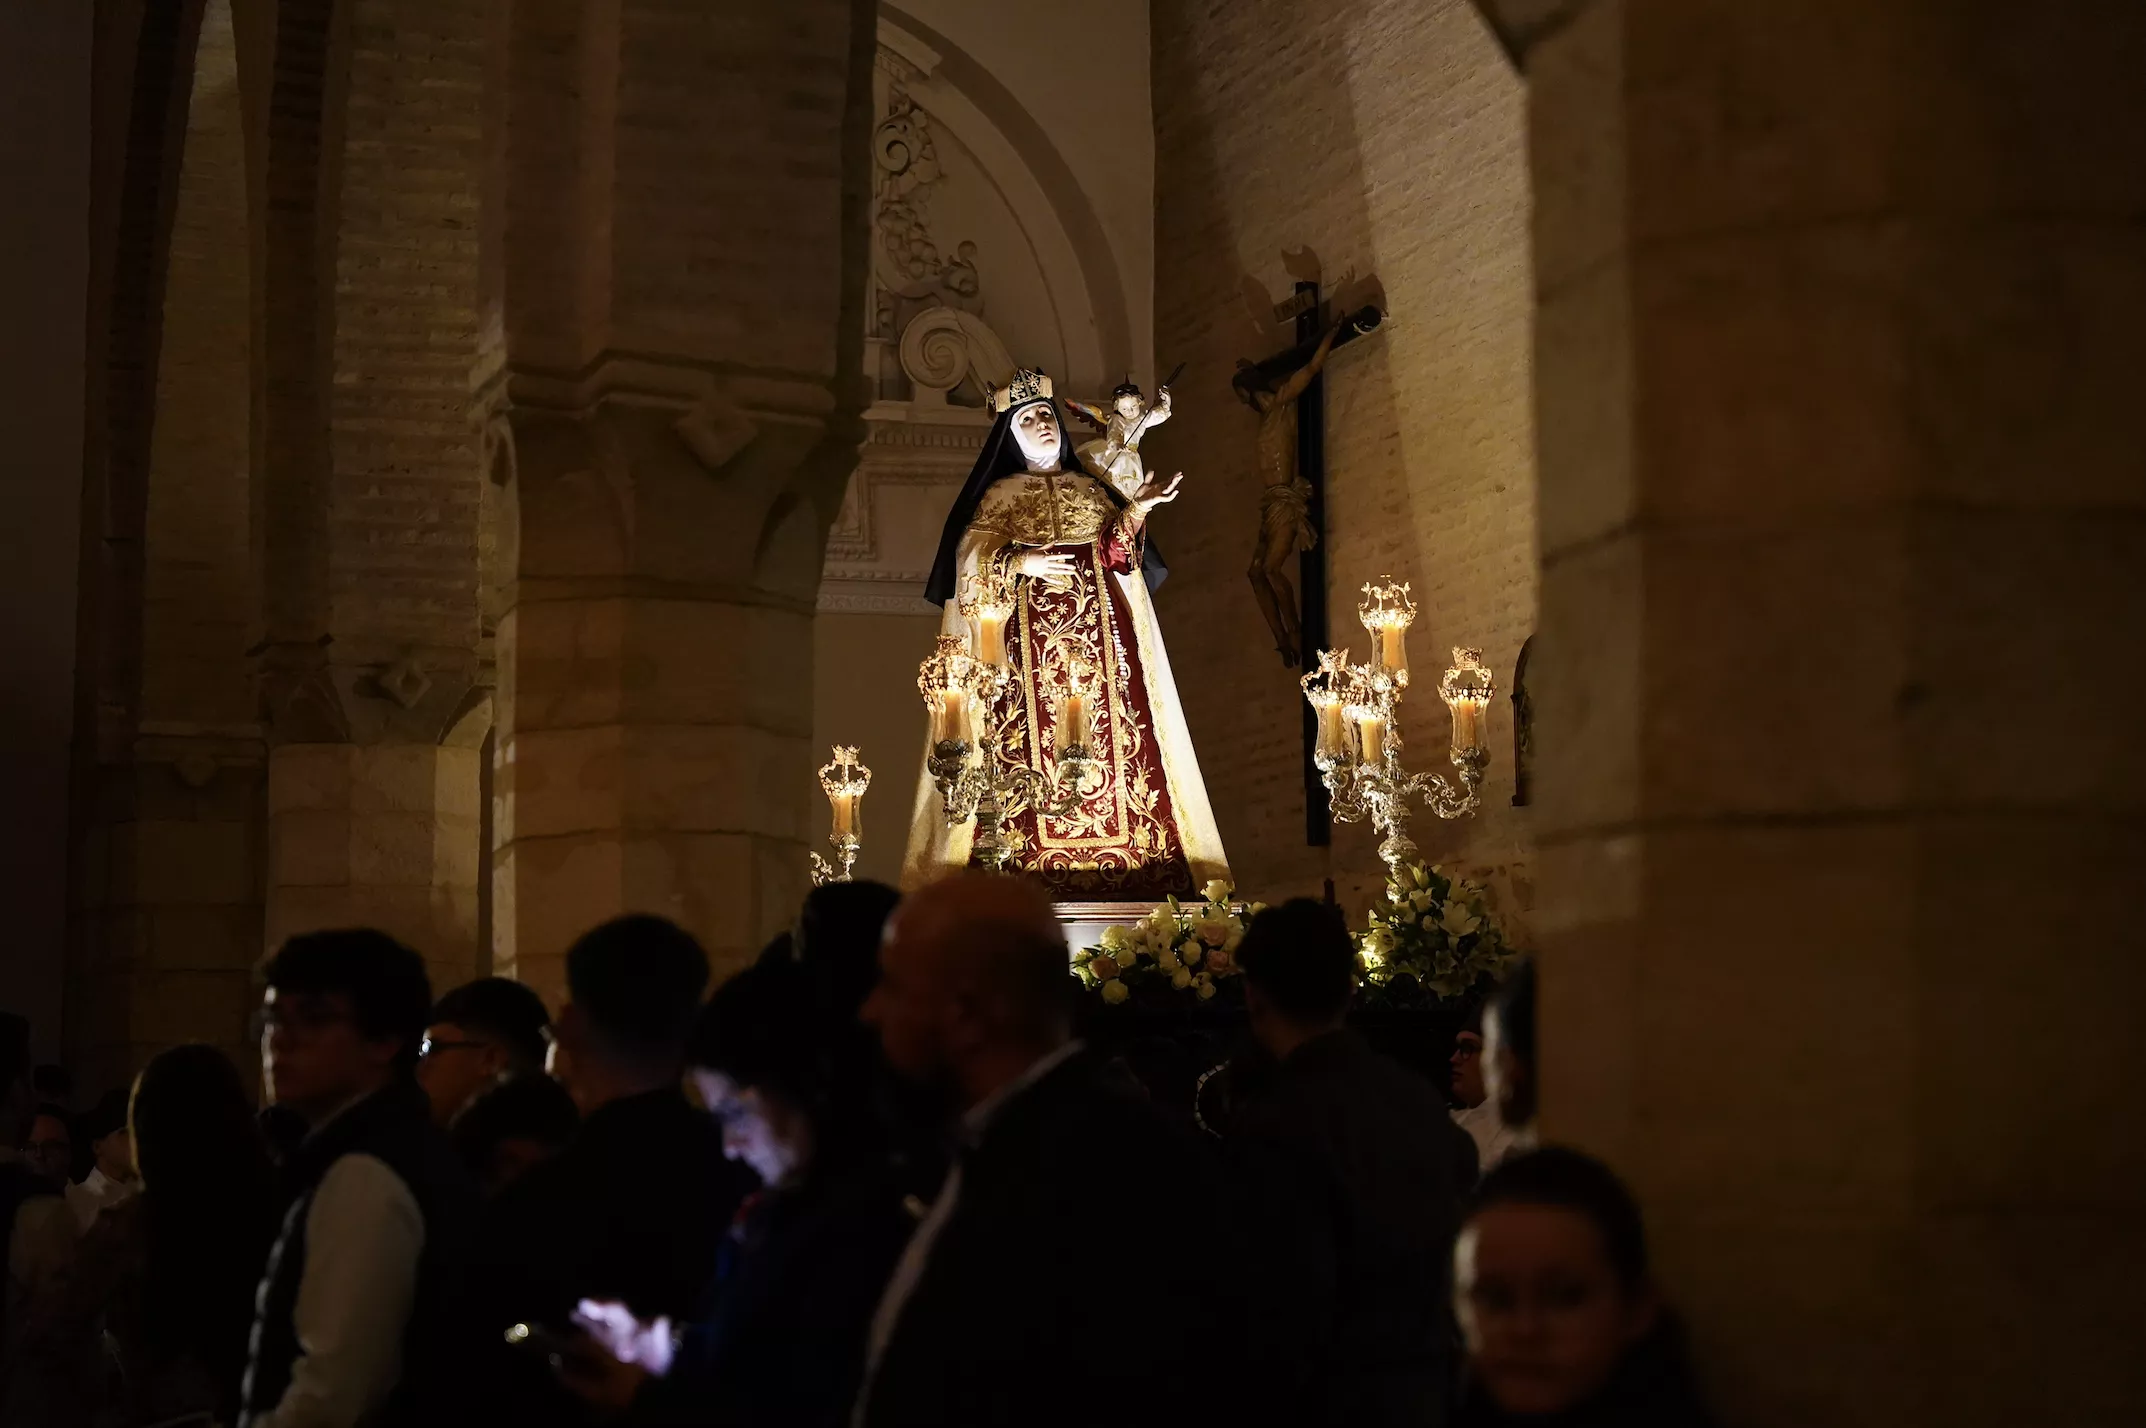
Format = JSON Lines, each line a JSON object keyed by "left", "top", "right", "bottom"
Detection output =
{"left": 901, "top": 369, "right": 1230, "bottom": 899}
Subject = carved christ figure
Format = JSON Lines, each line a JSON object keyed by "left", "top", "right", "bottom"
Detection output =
{"left": 1234, "top": 316, "right": 1345, "bottom": 666}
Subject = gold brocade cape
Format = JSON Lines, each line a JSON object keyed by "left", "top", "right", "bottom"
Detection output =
{"left": 902, "top": 462, "right": 1230, "bottom": 898}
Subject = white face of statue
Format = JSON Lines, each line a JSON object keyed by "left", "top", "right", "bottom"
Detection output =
{"left": 1114, "top": 392, "right": 1142, "bottom": 419}
{"left": 1010, "top": 401, "right": 1061, "bottom": 469}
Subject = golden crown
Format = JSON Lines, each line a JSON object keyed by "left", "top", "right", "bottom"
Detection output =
{"left": 989, "top": 367, "right": 1054, "bottom": 414}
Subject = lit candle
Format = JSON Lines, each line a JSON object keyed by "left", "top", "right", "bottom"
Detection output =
{"left": 974, "top": 610, "right": 1009, "bottom": 667}
{"left": 1056, "top": 687, "right": 1091, "bottom": 752}
{"left": 1449, "top": 699, "right": 1484, "bottom": 754}
{"left": 1355, "top": 712, "right": 1387, "bottom": 766}
{"left": 939, "top": 685, "right": 972, "bottom": 745}
{"left": 1377, "top": 625, "right": 1408, "bottom": 682}
{"left": 830, "top": 788, "right": 859, "bottom": 840}
{"left": 1440, "top": 648, "right": 1495, "bottom": 756}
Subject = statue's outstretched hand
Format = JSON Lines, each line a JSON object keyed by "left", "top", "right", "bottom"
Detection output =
{"left": 1017, "top": 550, "right": 1080, "bottom": 589}
{"left": 1133, "top": 471, "right": 1184, "bottom": 512}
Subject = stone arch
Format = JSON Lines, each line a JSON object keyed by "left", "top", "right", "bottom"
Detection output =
{"left": 877, "top": 6, "right": 1133, "bottom": 391}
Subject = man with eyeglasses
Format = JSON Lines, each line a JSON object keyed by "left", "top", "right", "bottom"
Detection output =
{"left": 417, "top": 977, "right": 552, "bottom": 1127}
{"left": 239, "top": 929, "right": 476, "bottom": 1428}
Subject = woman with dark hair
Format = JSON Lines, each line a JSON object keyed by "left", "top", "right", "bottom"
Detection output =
{"left": 1454, "top": 1147, "right": 1714, "bottom": 1427}
{"left": 559, "top": 954, "right": 914, "bottom": 1426}
{"left": 34, "top": 1044, "right": 276, "bottom": 1426}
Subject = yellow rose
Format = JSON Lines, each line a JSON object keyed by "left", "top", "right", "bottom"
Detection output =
{"left": 1196, "top": 977, "right": 1217, "bottom": 1001}
{"left": 1101, "top": 980, "right": 1131, "bottom": 1005}
{"left": 1171, "top": 969, "right": 1193, "bottom": 990}
{"left": 1099, "top": 925, "right": 1132, "bottom": 954}
{"left": 1202, "top": 878, "right": 1234, "bottom": 905}
{"left": 1182, "top": 942, "right": 1205, "bottom": 966}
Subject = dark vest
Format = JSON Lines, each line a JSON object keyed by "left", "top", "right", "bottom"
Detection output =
{"left": 239, "top": 1079, "right": 474, "bottom": 1427}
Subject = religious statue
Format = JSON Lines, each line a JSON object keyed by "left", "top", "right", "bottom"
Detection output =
{"left": 1064, "top": 377, "right": 1171, "bottom": 494}
{"left": 1235, "top": 316, "right": 1346, "bottom": 667}
{"left": 902, "top": 369, "right": 1230, "bottom": 900}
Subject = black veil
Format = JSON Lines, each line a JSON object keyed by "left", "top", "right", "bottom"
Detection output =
{"left": 923, "top": 396, "right": 1168, "bottom": 607}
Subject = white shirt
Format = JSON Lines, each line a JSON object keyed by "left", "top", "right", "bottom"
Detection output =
{"left": 1451, "top": 1101, "right": 1519, "bottom": 1177}
{"left": 853, "top": 1041, "right": 1084, "bottom": 1425}
{"left": 66, "top": 1165, "right": 137, "bottom": 1232}
{"left": 252, "top": 1152, "right": 426, "bottom": 1428}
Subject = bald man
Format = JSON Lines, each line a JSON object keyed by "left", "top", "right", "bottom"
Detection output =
{"left": 854, "top": 874, "right": 1288, "bottom": 1428}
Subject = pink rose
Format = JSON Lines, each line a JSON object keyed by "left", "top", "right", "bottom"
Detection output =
{"left": 1205, "top": 946, "right": 1234, "bottom": 976}
{"left": 1197, "top": 923, "right": 1229, "bottom": 948}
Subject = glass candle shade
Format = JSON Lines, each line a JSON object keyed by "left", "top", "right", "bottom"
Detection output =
{"left": 1376, "top": 626, "right": 1409, "bottom": 685}
{"left": 1310, "top": 691, "right": 1348, "bottom": 763}
{"left": 830, "top": 790, "right": 860, "bottom": 839}
{"left": 816, "top": 746, "right": 870, "bottom": 840}
{"left": 1358, "top": 580, "right": 1417, "bottom": 688}
{"left": 1351, "top": 708, "right": 1387, "bottom": 766}
{"left": 918, "top": 636, "right": 978, "bottom": 747}
{"left": 1439, "top": 647, "right": 1496, "bottom": 755}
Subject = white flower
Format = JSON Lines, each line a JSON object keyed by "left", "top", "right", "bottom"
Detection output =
{"left": 1196, "top": 978, "right": 1217, "bottom": 1002}
{"left": 1171, "top": 969, "right": 1192, "bottom": 990}
{"left": 1249, "top": 902, "right": 1268, "bottom": 916}
{"left": 1440, "top": 902, "right": 1483, "bottom": 938}
{"left": 1411, "top": 891, "right": 1433, "bottom": 913}
{"left": 1182, "top": 942, "right": 1205, "bottom": 966}
{"left": 1155, "top": 950, "right": 1182, "bottom": 974}
{"left": 1101, "top": 980, "right": 1130, "bottom": 1005}
{"left": 1420, "top": 914, "right": 1436, "bottom": 931}
{"left": 1224, "top": 926, "right": 1244, "bottom": 953}
{"left": 1099, "top": 925, "right": 1132, "bottom": 954}
{"left": 1202, "top": 878, "right": 1234, "bottom": 905}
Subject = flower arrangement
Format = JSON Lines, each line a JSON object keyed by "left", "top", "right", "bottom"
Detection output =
{"left": 1358, "top": 863, "right": 1515, "bottom": 1005}
{"left": 1073, "top": 879, "right": 1263, "bottom": 1006}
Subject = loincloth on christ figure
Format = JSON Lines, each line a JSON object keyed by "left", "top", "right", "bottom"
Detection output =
{"left": 1258, "top": 477, "right": 1318, "bottom": 554}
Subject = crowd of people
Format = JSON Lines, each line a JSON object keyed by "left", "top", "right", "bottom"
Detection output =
{"left": 2, "top": 876, "right": 1714, "bottom": 1428}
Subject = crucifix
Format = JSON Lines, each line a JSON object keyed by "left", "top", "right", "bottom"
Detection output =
{"left": 1234, "top": 281, "right": 1383, "bottom": 846}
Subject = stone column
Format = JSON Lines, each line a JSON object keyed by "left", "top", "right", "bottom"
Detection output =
{"left": 493, "top": 0, "right": 876, "bottom": 1000}
{"left": 1528, "top": 5, "right": 2145, "bottom": 1426}
{"left": 263, "top": 710, "right": 486, "bottom": 1003}
{"left": 252, "top": 0, "right": 495, "bottom": 996}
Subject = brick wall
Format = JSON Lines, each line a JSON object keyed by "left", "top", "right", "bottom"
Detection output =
{"left": 330, "top": 0, "right": 488, "bottom": 661}
{"left": 1148, "top": 0, "right": 1537, "bottom": 925}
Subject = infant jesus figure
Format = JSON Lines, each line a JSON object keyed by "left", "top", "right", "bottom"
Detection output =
{"left": 1065, "top": 377, "right": 1172, "bottom": 498}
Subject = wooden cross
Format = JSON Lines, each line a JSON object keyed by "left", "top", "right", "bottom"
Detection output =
{"left": 1239, "top": 281, "right": 1382, "bottom": 845}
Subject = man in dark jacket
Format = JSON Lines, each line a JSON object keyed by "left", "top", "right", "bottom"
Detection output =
{"left": 240, "top": 929, "right": 476, "bottom": 1428}
{"left": 460, "top": 915, "right": 752, "bottom": 1426}
{"left": 1232, "top": 899, "right": 1478, "bottom": 1428}
{"left": 853, "top": 873, "right": 1281, "bottom": 1428}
